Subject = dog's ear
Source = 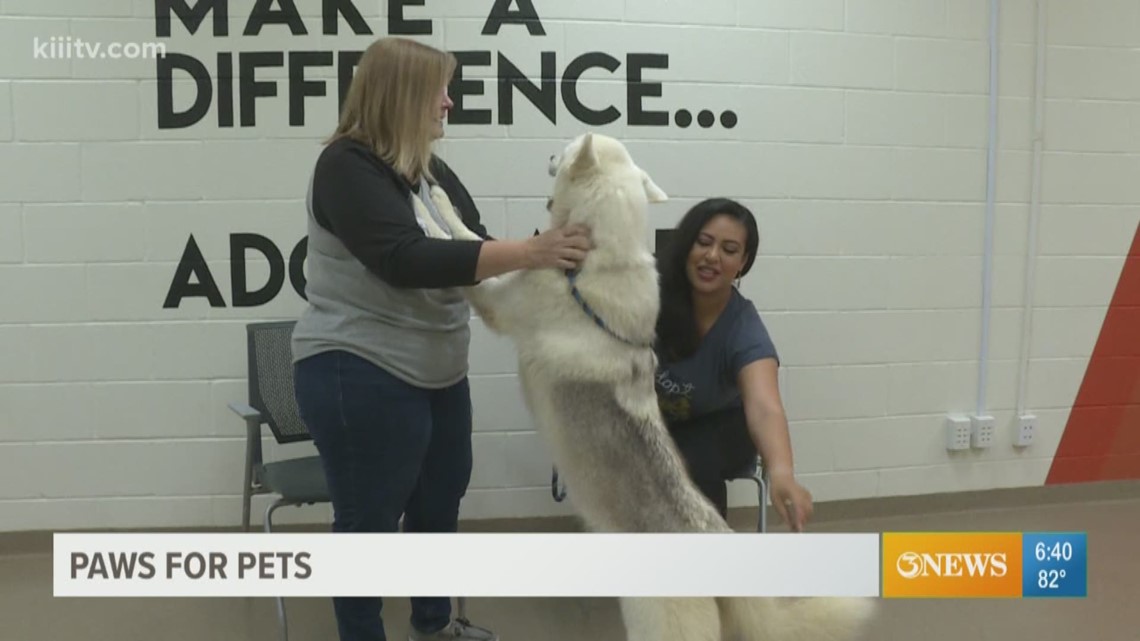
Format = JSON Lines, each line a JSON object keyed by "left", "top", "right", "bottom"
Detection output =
{"left": 641, "top": 169, "right": 668, "bottom": 203}
{"left": 569, "top": 132, "right": 597, "bottom": 177}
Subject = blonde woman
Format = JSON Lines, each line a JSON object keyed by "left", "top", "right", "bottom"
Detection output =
{"left": 291, "top": 37, "right": 589, "bottom": 641}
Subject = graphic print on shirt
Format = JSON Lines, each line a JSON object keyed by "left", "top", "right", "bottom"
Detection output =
{"left": 656, "top": 368, "right": 695, "bottom": 422}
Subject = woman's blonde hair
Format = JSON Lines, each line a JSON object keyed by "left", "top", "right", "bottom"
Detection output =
{"left": 329, "top": 37, "right": 456, "bottom": 182}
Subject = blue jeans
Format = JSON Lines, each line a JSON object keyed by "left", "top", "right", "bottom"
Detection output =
{"left": 293, "top": 350, "right": 474, "bottom": 641}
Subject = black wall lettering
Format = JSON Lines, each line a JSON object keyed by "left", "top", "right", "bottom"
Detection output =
{"left": 244, "top": 0, "right": 307, "bottom": 36}
{"left": 289, "top": 238, "right": 309, "bottom": 300}
{"left": 239, "top": 52, "right": 284, "bottom": 127}
{"left": 151, "top": 0, "right": 729, "bottom": 135}
{"left": 498, "top": 52, "right": 556, "bottom": 125}
{"left": 165, "top": 235, "right": 310, "bottom": 308}
{"left": 483, "top": 0, "right": 544, "bottom": 36}
{"left": 562, "top": 52, "right": 620, "bottom": 125}
{"left": 155, "top": 0, "right": 229, "bottom": 37}
{"left": 289, "top": 52, "right": 333, "bottom": 126}
{"left": 388, "top": 0, "right": 432, "bottom": 35}
{"left": 158, "top": 49, "right": 365, "bottom": 129}
{"left": 217, "top": 52, "right": 235, "bottom": 127}
{"left": 156, "top": 54, "right": 212, "bottom": 129}
{"left": 230, "top": 234, "right": 285, "bottom": 307}
{"left": 164, "top": 236, "right": 226, "bottom": 308}
{"left": 151, "top": 0, "right": 737, "bottom": 310}
{"left": 323, "top": 0, "right": 372, "bottom": 35}
{"left": 338, "top": 50, "right": 363, "bottom": 113}
{"left": 449, "top": 51, "right": 493, "bottom": 125}
{"left": 628, "top": 53, "right": 669, "bottom": 126}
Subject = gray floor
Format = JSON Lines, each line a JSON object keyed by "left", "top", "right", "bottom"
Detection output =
{"left": 3, "top": 485, "right": 1139, "bottom": 641}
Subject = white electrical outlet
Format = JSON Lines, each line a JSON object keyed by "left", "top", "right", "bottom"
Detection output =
{"left": 971, "top": 415, "right": 995, "bottom": 448}
{"left": 946, "top": 415, "right": 971, "bottom": 451}
{"left": 1017, "top": 414, "right": 1037, "bottom": 447}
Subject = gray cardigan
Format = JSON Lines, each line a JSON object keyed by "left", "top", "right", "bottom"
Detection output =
{"left": 291, "top": 137, "right": 492, "bottom": 389}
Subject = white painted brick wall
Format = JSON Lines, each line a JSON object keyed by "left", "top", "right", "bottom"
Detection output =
{"left": 0, "top": 81, "right": 12, "bottom": 141}
{"left": 0, "top": 205, "right": 22, "bottom": 262}
{"left": 22, "top": 203, "right": 146, "bottom": 263}
{"left": 0, "top": 144, "right": 82, "bottom": 202}
{"left": 13, "top": 81, "right": 140, "bottom": 141}
{"left": 791, "top": 32, "right": 894, "bottom": 89}
{"left": 846, "top": 0, "right": 946, "bottom": 37}
{"left": 2, "top": 0, "right": 1139, "bottom": 533}
{"left": 738, "top": 0, "right": 844, "bottom": 31}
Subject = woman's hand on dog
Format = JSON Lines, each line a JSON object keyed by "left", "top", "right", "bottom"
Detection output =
{"left": 769, "top": 471, "right": 813, "bottom": 532}
{"left": 526, "top": 224, "right": 593, "bottom": 270}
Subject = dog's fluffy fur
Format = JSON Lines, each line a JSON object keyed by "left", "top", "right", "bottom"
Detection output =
{"left": 415, "top": 133, "right": 876, "bottom": 641}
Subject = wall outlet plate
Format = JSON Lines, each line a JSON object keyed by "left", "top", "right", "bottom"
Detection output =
{"left": 971, "top": 415, "right": 995, "bottom": 448}
{"left": 1017, "top": 414, "right": 1036, "bottom": 447}
{"left": 946, "top": 415, "right": 971, "bottom": 451}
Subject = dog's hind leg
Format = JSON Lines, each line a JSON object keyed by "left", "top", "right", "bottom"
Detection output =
{"left": 620, "top": 598, "right": 719, "bottom": 641}
{"left": 715, "top": 596, "right": 876, "bottom": 641}
{"left": 619, "top": 597, "right": 665, "bottom": 641}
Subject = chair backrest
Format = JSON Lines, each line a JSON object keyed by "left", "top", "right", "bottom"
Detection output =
{"left": 654, "top": 228, "right": 677, "bottom": 261}
{"left": 246, "top": 320, "right": 311, "bottom": 444}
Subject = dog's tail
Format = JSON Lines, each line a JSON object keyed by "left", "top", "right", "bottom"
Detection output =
{"left": 714, "top": 596, "right": 876, "bottom": 641}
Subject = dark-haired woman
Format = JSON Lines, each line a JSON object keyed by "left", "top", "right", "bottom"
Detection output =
{"left": 654, "top": 198, "right": 813, "bottom": 531}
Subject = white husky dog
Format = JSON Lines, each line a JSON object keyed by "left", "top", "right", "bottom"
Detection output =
{"left": 414, "top": 132, "right": 875, "bottom": 641}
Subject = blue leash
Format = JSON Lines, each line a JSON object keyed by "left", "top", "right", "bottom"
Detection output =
{"left": 565, "top": 269, "right": 652, "bottom": 349}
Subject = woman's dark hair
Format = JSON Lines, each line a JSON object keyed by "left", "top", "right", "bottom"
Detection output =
{"left": 654, "top": 198, "right": 759, "bottom": 363}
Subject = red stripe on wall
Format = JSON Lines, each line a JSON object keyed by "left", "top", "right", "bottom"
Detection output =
{"left": 1046, "top": 223, "right": 1140, "bottom": 484}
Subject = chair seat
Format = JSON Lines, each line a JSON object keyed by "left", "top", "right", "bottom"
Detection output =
{"left": 727, "top": 457, "right": 761, "bottom": 481}
{"left": 260, "top": 456, "right": 329, "bottom": 503}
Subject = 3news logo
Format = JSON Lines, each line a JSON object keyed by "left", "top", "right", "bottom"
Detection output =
{"left": 894, "top": 550, "right": 1009, "bottom": 579}
{"left": 882, "top": 533, "right": 1023, "bottom": 598}
{"left": 882, "top": 532, "right": 1087, "bottom": 598}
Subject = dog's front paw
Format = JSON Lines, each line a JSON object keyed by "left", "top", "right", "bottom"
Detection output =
{"left": 429, "top": 186, "right": 481, "bottom": 241}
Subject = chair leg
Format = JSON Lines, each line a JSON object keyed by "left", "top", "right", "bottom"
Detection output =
{"left": 263, "top": 498, "right": 285, "bottom": 531}
{"left": 265, "top": 499, "right": 289, "bottom": 641}
{"left": 275, "top": 596, "right": 289, "bottom": 641}
{"left": 241, "top": 489, "right": 252, "bottom": 533}
{"left": 747, "top": 470, "right": 768, "bottom": 533}
{"left": 242, "top": 416, "right": 262, "bottom": 533}
{"left": 551, "top": 467, "right": 567, "bottom": 502}
{"left": 757, "top": 475, "right": 768, "bottom": 534}
{"left": 242, "top": 469, "right": 253, "bottom": 533}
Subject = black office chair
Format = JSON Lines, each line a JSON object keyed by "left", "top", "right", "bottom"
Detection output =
{"left": 231, "top": 321, "right": 473, "bottom": 640}
{"left": 230, "top": 321, "right": 329, "bottom": 641}
{"left": 551, "top": 456, "right": 769, "bottom": 533}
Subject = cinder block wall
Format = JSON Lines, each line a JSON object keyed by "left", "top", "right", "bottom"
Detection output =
{"left": 1, "top": 0, "right": 1137, "bottom": 532}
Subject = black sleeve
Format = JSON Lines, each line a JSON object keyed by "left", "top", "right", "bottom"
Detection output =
{"left": 310, "top": 142, "right": 485, "bottom": 289}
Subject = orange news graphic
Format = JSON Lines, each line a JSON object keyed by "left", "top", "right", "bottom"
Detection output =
{"left": 882, "top": 532, "right": 1024, "bottom": 598}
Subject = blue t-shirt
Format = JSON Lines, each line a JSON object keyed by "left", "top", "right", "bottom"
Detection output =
{"left": 654, "top": 289, "right": 779, "bottom": 424}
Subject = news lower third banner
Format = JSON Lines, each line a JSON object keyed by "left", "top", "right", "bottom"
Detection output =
{"left": 882, "top": 531, "right": 1088, "bottom": 599}
{"left": 53, "top": 531, "right": 1087, "bottom": 599}
{"left": 54, "top": 532, "right": 879, "bottom": 598}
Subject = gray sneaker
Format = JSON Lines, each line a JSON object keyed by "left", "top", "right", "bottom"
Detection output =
{"left": 408, "top": 618, "right": 499, "bottom": 641}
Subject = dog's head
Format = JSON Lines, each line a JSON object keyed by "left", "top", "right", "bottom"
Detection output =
{"left": 546, "top": 132, "right": 667, "bottom": 233}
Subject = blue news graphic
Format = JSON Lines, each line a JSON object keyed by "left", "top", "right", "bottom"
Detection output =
{"left": 1022, "top": 532, "right": 1087, "bottom": 598}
